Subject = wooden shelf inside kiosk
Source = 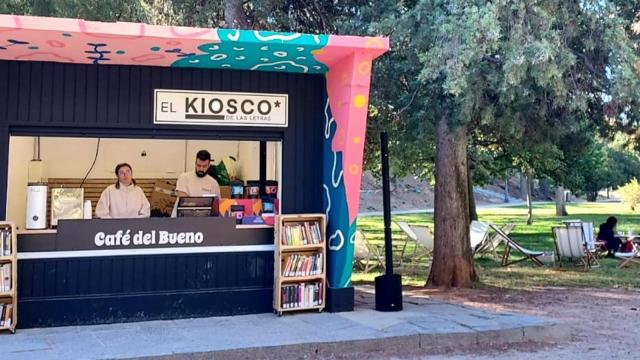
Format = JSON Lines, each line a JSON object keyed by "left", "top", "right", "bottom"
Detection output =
{"left": 0, "top": 222, "right": 17, "bottom": 334}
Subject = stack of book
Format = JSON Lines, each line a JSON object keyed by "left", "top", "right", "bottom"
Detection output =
{"left": 280, "top": 282, "right": 323, "bottom": 309}
{"left": 0, "top": 303, "right": 13, "bottom": 328}
{"left": 0, "top": 264, "right": 10, "bottom": 292}
{"left": 0, "top": 229, "right": 11, "bottom": 256}
{"left": 281, "top": 253, "right": 323, "bottom": 277}
{"left": 280, "top": 221, "right": 322, "bottom": 246}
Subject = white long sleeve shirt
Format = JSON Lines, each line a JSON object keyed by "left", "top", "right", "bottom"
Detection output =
{"left": 95, "top": 183, "right": 150, "bottom": 219}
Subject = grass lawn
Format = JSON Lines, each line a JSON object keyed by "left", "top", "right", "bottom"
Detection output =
{"left": 353, "top": 201, "right": 640, "bottom": 290}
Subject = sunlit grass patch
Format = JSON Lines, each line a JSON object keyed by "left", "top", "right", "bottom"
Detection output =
{"left": 354, "top": 202, "right": 640, "bottom": 289}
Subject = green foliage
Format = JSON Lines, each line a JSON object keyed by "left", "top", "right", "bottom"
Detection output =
{"left": 0, "top": 0, "right": 152, "bottom": 22}
{"left": 351, "top": 0, "right": 640, "bottom": 190}
{"left": 617, "top": 178, "right": 640, "bottom": 211}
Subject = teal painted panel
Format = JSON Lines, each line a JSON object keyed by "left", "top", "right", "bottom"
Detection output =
{"left": 172, "top": 29, "right": 328, "bottom": 74}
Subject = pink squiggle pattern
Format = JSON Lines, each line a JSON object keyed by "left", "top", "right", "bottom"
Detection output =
{"left": 169, "top": 26, "right": 215, "bottom": 38}
{"left": 46, "top": 40, "right": 65, "bottom": 48}
{"left": 15, "top": 51, "right": 76, "bottom": 62}
{"left": 79, "top": 20, "right": 145, "bottom": 39}
{"left": 130, "top": 53, "right": 167, "bottom": 63}
{"left": 0, "top": 14, "right": 221, "bottom": 67}
{"left": 315, "top": 35, "right": 389, "bottom": 224}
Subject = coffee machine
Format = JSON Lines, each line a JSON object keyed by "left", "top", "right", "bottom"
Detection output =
{"left": 26, "top": 182, "right": 48, "bottom": 229}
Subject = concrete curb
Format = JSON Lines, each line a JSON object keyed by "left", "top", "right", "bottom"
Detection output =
{"left": 131, "top": 322, "right": 570, "bottom": 360}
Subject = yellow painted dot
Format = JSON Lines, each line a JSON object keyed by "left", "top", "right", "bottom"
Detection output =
{"left": 365, "top": 38, "right": 384, "bottom": 49}
{"left": 311, "top": 49, "right": 324, "bottom": 55}
{"left": 348, "top": 164, "right": 360, "bottom": 174}
{"left": 353, "top": 137, "right": 361, "bottom": 144}
{"left": 353, "top": 95, "right": 367, "bottom": 108}
{"left": 357, "top": 61, "right": 371, "bottom": 74}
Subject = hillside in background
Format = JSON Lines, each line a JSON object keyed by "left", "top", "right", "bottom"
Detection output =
{"left": 358, "top": 171, "right": 553, "bottom": 212}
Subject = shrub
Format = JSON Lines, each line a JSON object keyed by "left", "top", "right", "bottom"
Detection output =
{"left": 617, "top": 178, "right": 640, "bottom": 211}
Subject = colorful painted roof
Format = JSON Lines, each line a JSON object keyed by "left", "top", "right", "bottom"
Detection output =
{"left": 0, "top": 14, "right": 389, "bottom": 252}
{"left": 0, "top": 15, "right": 388, "bottom": 74}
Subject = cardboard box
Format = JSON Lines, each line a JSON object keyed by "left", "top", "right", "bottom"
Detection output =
{"left": 219, "top": 185, "right": 231, "bottom": 199}
{"left": 150, "top": 179, "right": 177, "bottom": 217}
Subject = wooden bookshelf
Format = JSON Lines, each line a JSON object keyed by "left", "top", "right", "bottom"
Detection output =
{"left": 0, "top": 222, "right": 17, "bottom": 333}
{"left": 273, "top": 214, "right": 326, "bottom": 315}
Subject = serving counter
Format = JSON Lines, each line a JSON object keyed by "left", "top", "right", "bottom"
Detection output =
{"left": 16, "top": 217, "right": 275, "bottom": 328}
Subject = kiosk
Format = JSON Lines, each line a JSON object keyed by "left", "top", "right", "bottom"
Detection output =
{"left": 0, "top": 15, "right": 388, "bottom": 327}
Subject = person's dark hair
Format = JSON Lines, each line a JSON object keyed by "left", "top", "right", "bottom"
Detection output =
{"left": 606, "top": 216, "right": 617, "bottom": 226}
{"left": 114, "top": 162, "right": 136, "bottom": 189}
{"left": 196, "top": 150, "right": 212, "bottom": 162}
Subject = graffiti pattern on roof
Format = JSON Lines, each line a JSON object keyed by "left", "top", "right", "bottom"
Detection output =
{"left": 171, "top": 29, "right": 328, "bottom": 74}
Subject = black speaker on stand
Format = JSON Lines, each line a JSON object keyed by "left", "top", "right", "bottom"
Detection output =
{"left": 375, "top": 132, "right": 403, "bottom": 312}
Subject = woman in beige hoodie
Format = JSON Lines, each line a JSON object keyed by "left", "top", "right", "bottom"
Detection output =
{"left": 95, "top": 163, "right": 150, "bottom": 219}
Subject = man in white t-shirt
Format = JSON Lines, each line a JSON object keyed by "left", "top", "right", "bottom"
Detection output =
{"left": 176, "top": 150, "right": 221, "bottom": 197}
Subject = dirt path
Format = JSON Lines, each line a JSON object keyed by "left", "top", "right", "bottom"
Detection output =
{"left": 404, "top": 287, "right": 639, "bottom": 359}
{"left": 327, "top": 287, "right": 640, "bottom": 359}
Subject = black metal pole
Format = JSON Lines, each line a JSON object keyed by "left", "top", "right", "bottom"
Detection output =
{"left": 381, "top": 131, "right": 393, "bottom": 275}
{"left": 259, "top": 141, "right": 267, "bottom": 196}
{"left": 375, "top": 131, "right": 403, "bottom": 312}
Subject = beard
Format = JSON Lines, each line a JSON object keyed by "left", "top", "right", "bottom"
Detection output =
{"left": 196, "top": 171, "right": 206, "bottom": 178}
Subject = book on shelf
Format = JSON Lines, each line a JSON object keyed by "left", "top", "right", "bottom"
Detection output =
{"left": 0, "top": 303, "right": 12, "bottom": 327}
{"left": 0, "top": 229, "right": 11, "bottom": 256}
{"left": 280, "top": 221, "right": 323, "bottom": 246}
{"left": 280, "top": 282, "right": 323, "bottom": 309}
{"left": 281, "top": 253, "right": 323, "bottom": 277}
{"left": 0, "top": 264, "right": 10, "bottom": 292}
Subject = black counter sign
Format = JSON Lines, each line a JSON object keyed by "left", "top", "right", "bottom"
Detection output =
{"left": 154, "top": 89, "right": 288, "bottom": 127}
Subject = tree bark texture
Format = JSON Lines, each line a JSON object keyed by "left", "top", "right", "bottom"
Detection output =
{"left": 519, "top": 172, "right": 527, "bottom": 200}
{"left": 467, "top": 158, "right": 478, "bottom": 221}
{"left": 224, "top": 0, "right": 251, "bottom": 29}
{"left": 504, "top": 173, "right": 510, "bottom": 203}
{"left": 427, "top": 116, "right": 477, "bottom": 288}
{"left": 526, "top": 170, "right": 533, "bottom": 225}
{"left": 555, "top": 186, "right": 568, "bottom": 216}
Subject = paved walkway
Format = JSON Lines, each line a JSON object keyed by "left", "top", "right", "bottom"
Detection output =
{"left": 0, "top": 287, "right": 565, "bottom": 359}
{"left": 358, "top": 201, "right": 554, "bottom": 217}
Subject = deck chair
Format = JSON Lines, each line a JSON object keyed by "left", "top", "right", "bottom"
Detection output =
{"left": 474, "top": 223, "right": 515, "bottom": 258}
{"left": 353, "top": 230, "right": 384, "bottom": 273}
{"left": 553, "top": 225, "right": 590, "bottom": 271}
{"left": 579, "top": 222, "right": 600, "bottom": 267}
{"left": 488, "top": 224, "right": 544, "bottom": 266}
{"left": 470, "top": 221, "right": 491, "bottom": 254}
{"left": 615, "top": 243, "right": 640, "bottom": 268}
{"left": 396, "top": 222, "right": 434, "bottom": 264}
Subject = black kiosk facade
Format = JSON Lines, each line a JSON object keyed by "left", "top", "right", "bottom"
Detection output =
{"left": 0, "top": 15, "right": 388, "bottom": 327}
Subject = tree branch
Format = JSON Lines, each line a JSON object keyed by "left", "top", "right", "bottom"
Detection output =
{"left": 397, "top": 87, "right": 419, "bottom": 116}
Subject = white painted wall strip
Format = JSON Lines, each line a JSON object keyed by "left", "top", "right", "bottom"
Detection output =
{"left": 18, "top": 244, "right": 275, "bottom": 259}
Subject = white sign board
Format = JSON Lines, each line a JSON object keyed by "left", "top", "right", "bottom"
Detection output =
{"left": 154, "top": 89, "right": 288, "bottom": 127}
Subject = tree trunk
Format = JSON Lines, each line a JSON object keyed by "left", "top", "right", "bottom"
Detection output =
{"left": 519, "top": 172, "right": 527, "bottom": 200}
{"left": 224, "top": 0, "right": 251, "bottom": 29}
{"left": 526, "top": 170, "right": 533, "bottom": 225}
{"left": 606, "top": 187, "right": 610, "bottom": 199}
{"left": 468, "top": 156, "right": 478, "bottom": 221}
{"left": 504, "top": 172, "right": 510, "bottom": 203}
{"left": 427, "top": 116, "right": 477, "bottom": 288}
{"left": 539, "top": 179, "right": 551, "bottom": 200}
{"left": 555, "top": 186, "right": 568, "bottom": 216}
